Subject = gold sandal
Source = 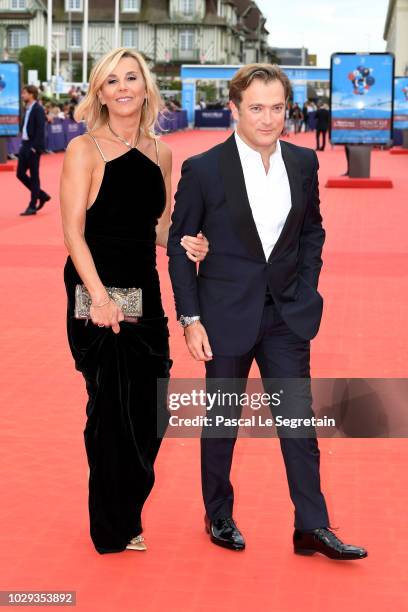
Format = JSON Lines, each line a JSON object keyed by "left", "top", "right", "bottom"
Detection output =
{"left": 126, "top": 535, "right": 147, "bottom": 551}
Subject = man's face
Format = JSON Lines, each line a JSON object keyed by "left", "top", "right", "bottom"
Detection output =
{"left": 230, "top": 78, "right": 286, "bottom": 149}
{"left": 21, "top": 89, "right": 34, "bottom": 104}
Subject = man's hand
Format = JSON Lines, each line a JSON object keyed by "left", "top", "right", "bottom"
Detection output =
{"left": 184, "top": 321, "right": 213, "bottom": 361}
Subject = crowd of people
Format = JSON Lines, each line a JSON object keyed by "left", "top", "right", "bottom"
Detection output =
{"left": 164, "top": 96, "right": 182, "bottom": 112}
{"left": 284, "top": 100, "right": 329, "bottom": 132}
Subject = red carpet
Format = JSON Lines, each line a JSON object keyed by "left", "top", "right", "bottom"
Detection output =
{"left": 0, "top": 131, "right": 407, "bottom": 611}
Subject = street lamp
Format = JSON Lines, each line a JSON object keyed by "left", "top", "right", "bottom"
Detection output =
{"left": 114, "top": 0, "right": 120, "bottom": 48}
{"left": 46, "top": 0, "right": 53, "bottom": 83}
{"left": 82, "top": 0, "right": 89, "bottom": 85}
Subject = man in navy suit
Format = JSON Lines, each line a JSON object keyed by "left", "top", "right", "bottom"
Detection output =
{"left": 18, "top": 85, "right": 50, "bottom": 216}
{"left": 168, "top": 64, "right": 367, "bottom": 560}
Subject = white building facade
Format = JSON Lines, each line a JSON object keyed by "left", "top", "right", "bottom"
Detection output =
{"left": 384, "top": 0, "right": 408, "bottom": 76}
{"left": 0, "top": 0, "right": 273, "bottom": 80}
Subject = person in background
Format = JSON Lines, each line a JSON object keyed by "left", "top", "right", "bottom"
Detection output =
{"left": 17, "top": 85, "right": 51, "bottom": 216}
{"left": 69, "top": 87, "right": 79, "bottom": 105}
{"left": 315, "top": 102, "right": 330, "bottom": 151}
{"left": 63, "top": 102, "right": 71, "bottom": 119}
{"left": 44, "top": 101, "right": 54, "bottom": 123}
{"left": 302, "top": 102, "right": 309, "bottom": 132}
{"left": 290, "top": 102, "right": 303, "bottom": 134}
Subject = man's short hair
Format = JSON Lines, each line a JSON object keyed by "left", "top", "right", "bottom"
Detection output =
{"left": 229, "top": 64, "right": 291, "bottom": 107}
{"left": 22, "top": 84, "right": 39, "bottom": 100}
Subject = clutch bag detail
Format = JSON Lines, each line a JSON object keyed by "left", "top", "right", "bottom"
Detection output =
{"left": 74, "top": 284, "right": 142, "bottom": 323}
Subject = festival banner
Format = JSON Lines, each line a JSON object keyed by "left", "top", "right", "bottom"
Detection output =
{"left": 394, "top": 77, "right": 408, "bottom": 130}
{"left": 0, "top": 61, "right": 21, "bottom": 137}
{"left": 330, "top": 53, "right": 395, "bottom": 144}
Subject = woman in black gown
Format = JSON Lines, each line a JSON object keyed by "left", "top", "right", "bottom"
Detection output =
{"left": 60, "top": 48, "right": 208, "bottom": 554}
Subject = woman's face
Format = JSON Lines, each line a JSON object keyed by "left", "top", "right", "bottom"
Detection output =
{"left": 98, "top": 56, "right": 146, "bottom": 119}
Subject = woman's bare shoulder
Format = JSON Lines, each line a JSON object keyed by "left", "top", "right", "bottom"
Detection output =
{"left": 64, "top": 134, "right": 97, "bottom": 167}
{"left": 65, "top": 133, "right": 94, "bottom": 153}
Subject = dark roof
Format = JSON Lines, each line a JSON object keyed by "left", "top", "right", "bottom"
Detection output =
{"left": 231, "top": 0, "right": 268, "bottom": 36}
{"left": 53, "top": 0, "right": 168, "bottom": 22}
{"left": 51, "top": 0, "right": 267, "bottom": 36}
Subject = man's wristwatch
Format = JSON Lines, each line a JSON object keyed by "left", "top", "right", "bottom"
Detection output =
{"left": 179, "top": 315, "right": 200, "bottom": 328}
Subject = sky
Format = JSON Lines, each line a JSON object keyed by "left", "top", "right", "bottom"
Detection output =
{"left": 256, "top": 0, "right": 389, "bottom": 67}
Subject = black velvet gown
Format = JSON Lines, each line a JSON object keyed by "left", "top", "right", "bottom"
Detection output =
{"left": 64, "top": 142, "right": 172, "bottom": 554}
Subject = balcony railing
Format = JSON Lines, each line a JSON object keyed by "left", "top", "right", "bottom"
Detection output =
{"left": 171, "top": 48, "right": 200, "bottom": 61}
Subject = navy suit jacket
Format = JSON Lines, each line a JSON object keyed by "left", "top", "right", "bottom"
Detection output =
{"left": 315, "top": 108, "right": 330, "bottom": 131}
{"left": 167, "top": 134, "right": 325, "bottom": 356}
{"left": 20, "top": 102, "right": 46, "bottom": 152}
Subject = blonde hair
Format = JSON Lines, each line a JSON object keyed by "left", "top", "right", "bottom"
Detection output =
{"left": 74, "top": 48, "right": 163, "bottom": 137}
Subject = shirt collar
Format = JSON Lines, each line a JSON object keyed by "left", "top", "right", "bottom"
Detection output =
{"left": 234, "top": 130, "right": 281, "bottom": 164}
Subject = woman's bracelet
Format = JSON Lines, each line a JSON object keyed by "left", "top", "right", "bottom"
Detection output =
{"left": 91, "top": 297, "right": 110, "bottom": 308}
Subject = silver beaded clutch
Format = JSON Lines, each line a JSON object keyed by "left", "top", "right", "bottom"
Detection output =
{"left": 74, "top": 284, "right": 142, "bottom": 323}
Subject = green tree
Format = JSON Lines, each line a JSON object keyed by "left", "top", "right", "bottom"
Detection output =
{"left": 72, "top": 56, "right": 94, "bottom": 84}
{"left": 18, "top": 45, "right": 47, "bottom": 83}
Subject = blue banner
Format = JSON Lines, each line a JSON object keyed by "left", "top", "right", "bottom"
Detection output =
{"left": 394, "top": 77, "right": 408, "bottom": 130}
{"left": 194, "top": 110, "right": 231, "bottom": 128}
{"left": 0, "top": 61, "right": 21, "bottom": 137}
{"left": 330, "top": 53, "right": 394, "bottom": 144}
{"left": 181, "top": 81, "right": 196, "bottom": 124}
{"left": 292, "top": 81, "right": 307, "bottom": 106}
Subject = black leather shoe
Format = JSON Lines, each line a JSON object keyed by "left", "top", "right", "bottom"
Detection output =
{"left": 205, "top": 515, "right": 245, "bottom": 551}
{"left": 294, "top": 528, "right": 367, "bottom": 560}
{"left": 20, "top": 206, "right": 37, "bottom": 216}
{"left": 36, "top": 193, "right": 51, "bottom": 211}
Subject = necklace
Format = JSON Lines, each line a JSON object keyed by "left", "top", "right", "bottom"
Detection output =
{"left": 107, "top": 122, "right": 141, "bottom": 150}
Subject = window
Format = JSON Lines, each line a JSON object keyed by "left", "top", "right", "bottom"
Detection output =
{"left": 67, "top": 26, "right": 82, "bottom": 48}
{"left": 65, "top": 0, "right": 83, "bottom": 12}
{"left": 179, "top": 29, "right": 194, "bottom": 51}
{"left": 122, "top": 0, "right": 140, "bottom": 12}
{"left": 10, "top": 0, "right": 26, "bottom": 9}
{"left": 122, "top": 28, "right": 138, "bottom": 49}
{"left": 180, "top": 0, "right": 195, "bottom": 15}
{"left": 7, "top": 27, "right": 28, "bottom": 49}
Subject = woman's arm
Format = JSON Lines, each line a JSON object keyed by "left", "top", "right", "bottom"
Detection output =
{"left": 155, "top": 139, "right": 209, "bottom": 262}
{"left": 60, "top": 135, "right": 123, "bottom": 333}
{"left": 155, "top": 139, "right": 172, "bottom": 249}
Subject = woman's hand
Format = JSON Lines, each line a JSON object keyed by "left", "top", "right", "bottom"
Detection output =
{"left": 180, "top": 231, "right": 209, "bottom": 263}
{"left": 90, "top": 298, "right": 125, "bottom": 334}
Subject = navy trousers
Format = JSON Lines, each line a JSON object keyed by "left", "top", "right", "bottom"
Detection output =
{"left": 201, "top": 299, "right": 330, "bottom": 531}
{"left": 17, "top": 142, "right": 47, "bottom": 209}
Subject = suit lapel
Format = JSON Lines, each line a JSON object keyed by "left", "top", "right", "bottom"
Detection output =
{"left": 219, "top": 134, "right": 305, "bottom": 263}
{"left": 268, "top": 139, "right": 304, "bottom": 261}
{"left": 219, "top": 133, "right": 265, "bottom": 261}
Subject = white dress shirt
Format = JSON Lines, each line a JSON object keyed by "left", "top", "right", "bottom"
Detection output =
{"left": 234, "top": 130, "right": 292, "bottom": 260}
{"left": 22, "top": 101, "right": 36, "bottom": 141}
